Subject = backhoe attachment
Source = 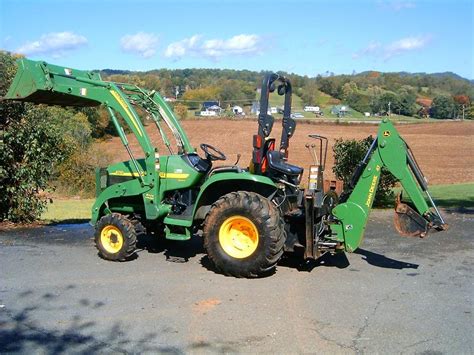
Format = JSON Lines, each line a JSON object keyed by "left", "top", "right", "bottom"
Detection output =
{"left": 326, "top": 118, "right": 448, "bottom": 253}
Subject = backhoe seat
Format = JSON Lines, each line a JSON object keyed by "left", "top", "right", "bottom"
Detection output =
{"left": 267, "top": 151, "right": 303, "bottom": 176}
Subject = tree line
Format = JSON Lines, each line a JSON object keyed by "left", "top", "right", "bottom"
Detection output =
{"left": 102, "top": 67, "right": 473, "bottom": 119}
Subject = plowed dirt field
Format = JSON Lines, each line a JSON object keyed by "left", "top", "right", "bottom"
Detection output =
{"left": 97, "top": 120, "right": 474, "bottom": 185}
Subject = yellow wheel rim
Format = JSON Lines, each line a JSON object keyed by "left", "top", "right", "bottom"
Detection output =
{"left": 219, "top": 216, "right": 259, "bottom": 259}
{"left": 100, "top": 225, "right": 124, "bottom": 254}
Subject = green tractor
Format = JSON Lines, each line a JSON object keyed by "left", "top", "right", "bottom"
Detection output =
{"left": 4, "top": 59, "right": 448, "bottom": 277}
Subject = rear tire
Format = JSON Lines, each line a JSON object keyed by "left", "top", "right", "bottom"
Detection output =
{"left": 203, "top": 191, "right": 285, "bottom": 277}
{"left": 95, "top": 213, "right": 137, "bottom": 261}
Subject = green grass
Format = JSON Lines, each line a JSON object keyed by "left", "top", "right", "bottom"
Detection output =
{"left": 37, "top": 183, "right": 472, "bottom": 224}
{"left": 41, "top": 198, "right": 94, "bottom": 222}
{"left": 427, "top": 183, "right": 474, "bottom": 208}
{"left": 396, "top": 183, "right": 474, "bottom": 209}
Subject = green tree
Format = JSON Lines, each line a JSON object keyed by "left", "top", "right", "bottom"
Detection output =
{"left": 341, "top": 82, "right": 358, "bottom": 102}
{"left": 396, "top": 87, "right": 417, "bottom": 116}
{"left": 371, "top": 92, "right": 400, "bottom": 115}
{"left": 300, "top": 81, "right": 320, "bottom": 106}
{"left": 182, "top": 86, "right": 220, "bottom": 109}
{"left": 430, "top": 95, "right": 456, "bottom": 119}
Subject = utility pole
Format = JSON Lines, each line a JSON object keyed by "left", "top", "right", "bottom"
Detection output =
{"left": 388, "top": 101, "right": 391, "bottom": 117}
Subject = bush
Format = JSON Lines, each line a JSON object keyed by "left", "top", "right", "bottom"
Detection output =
{"left": 173, "top": 103, "right": 188, "bottom": 119}
{"left": 0, "top": 51, "right": 100, "bottom": 221}
{"left": 0, "top": 106, "right": 72, "bottom": 222}
{"left": 55, "top": 146, "right": 112, "bottom": 197}
{"left": 332, "top": 136, "right": 398, "bottom": 207}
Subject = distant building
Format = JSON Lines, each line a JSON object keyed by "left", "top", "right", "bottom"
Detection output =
{"left": 199, "top": 101, "right": 222, "bottom": 117}
{"left": 331, "top": 105, "right": 350, "bottom": 117}
{"left": 251, "top": 101, "right": 275, "bottom": 115}
{"left": 202, "top": 101, "right": 220, "bottom": 111}
{"left": 232, "top": 106, "right": 245, "bottom": 116}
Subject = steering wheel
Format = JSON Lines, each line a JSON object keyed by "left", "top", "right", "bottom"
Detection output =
{"left": 200, "top": 143, "right": 227, "bottom": 161}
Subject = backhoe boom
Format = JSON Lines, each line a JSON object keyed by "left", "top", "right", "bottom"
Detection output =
{"left": 329, "top": 119, "right": 447, "bottom": 252}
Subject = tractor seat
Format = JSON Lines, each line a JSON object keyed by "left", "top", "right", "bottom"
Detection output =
{"left": 267, "top": 151, "right": 303, "bottom": 176}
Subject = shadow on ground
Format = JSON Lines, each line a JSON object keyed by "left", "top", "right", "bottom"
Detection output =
{"left": 355, "top": 248, "right": 419, "bottom": 269}
{"left": 46, "top": 219, "right": 90, "bottom": 225}
{"left": 0, "top": 287, "right": 259, "bottom": 353}
{"left": 0, "top": 287, "right": 174, "bottom": 354}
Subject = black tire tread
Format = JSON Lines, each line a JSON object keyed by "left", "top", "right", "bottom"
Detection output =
{"left": 94, "top": 213, "right": 137, "bottom": 261}
{"left": 203, "top": 191, "right": 285, "bottom": 278}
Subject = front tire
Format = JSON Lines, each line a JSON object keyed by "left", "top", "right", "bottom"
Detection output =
{"left": 95, "top": 213, "right": 137, "bottom": 261}
{"left": 203, "top": 191, "right": 285, "bottom": 277}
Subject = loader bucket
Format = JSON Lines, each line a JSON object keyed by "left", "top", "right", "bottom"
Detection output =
{"left": 394, "top": 194, "right": 429, "bottom": 238}
{"left": 4, "top": 58, "right": 100, "bottom": 107}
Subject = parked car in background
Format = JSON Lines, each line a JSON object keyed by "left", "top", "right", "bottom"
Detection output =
{"left": 200, "top": 110, "right": 217, "bottom": 117}
{"left": 290, "top": 112, "right": 304, "bottom": 118}
{"left": 304, "top": 106, "right": 320, "bottom": 112}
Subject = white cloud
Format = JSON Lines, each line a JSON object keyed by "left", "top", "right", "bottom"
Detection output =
{"left": 120, "top": 32, "right": 159, "bottom": 58}
{"left": 164, "top": 35, "right": 201, "bottom": 58}
{"left": 16, "top": 32, "right": 87, "bottom": 57}
{"left": 352, "top": 41, "right": 381, "bottom": 59}
{"left": 353, "top": 35, "right": 432, "bottom": 61}
{"left": 385, "top": 36, "right": 430, "bottom": 58}
{"left": 164, "top": 34, "right": 263, "bottom": 60}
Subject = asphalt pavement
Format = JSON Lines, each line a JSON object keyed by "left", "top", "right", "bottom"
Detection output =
{"left": 0, "top": 209, "right": 472, "bottom": 354}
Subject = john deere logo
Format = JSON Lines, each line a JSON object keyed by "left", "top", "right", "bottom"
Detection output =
{"left": 383, "top": 130, "right": 391, "bottom": 137}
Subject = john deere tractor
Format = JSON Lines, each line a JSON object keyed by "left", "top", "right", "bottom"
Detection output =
{"left": 4, "top": 59, "right": 447, "bottom": 277}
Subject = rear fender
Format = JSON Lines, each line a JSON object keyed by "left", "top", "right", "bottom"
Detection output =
{"left": 193, "top": 171, "right": 277, "bottom": 221}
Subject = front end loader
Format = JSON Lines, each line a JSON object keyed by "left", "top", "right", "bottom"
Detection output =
{"left": 4, "top": 59, "right": 448, "bottom": 278}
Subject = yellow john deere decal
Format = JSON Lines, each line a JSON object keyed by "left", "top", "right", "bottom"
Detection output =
{"left": 109, "top": 90, "right": 143, "bottom": 137}
{"left": 383, "top": 130, "right": 391, "bottom": 137}
{"left": 365, "top": 165, "right": 380, "bottom": 207}
{"left": 109, "top": 170, "right": 145, "bottom": 177}
{"left": 159, "top": 172, "right": 190, "bottom": 179}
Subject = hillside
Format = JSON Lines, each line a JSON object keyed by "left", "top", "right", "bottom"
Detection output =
{"left": 101, "top": 68, "right": 473, "bottom": 120}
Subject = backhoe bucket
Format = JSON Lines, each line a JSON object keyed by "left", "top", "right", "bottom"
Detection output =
{"left": 394, "top": 194, "right": 429, "bottom": 238}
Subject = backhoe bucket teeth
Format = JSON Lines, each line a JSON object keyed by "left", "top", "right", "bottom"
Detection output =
{"left": 394, "top": 194, "right": 429, "bottom": 238}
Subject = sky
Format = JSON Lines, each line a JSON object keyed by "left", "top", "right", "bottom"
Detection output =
{"left": 1, "top": 0, "right": 473, "bottom": 79}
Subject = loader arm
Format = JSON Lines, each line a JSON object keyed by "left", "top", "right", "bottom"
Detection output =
{"left": 4, "top": 58, "right": 194, "bottom": 157}
{"left": 3, "top": 58, "right": 196, "bottom": 195}
{"left": 329, "top": 119, "right": 447, "bottom": 252}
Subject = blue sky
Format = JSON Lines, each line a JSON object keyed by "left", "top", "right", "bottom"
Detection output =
{"left": 1, "top": 0, "right": 472, "bottom": 78}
